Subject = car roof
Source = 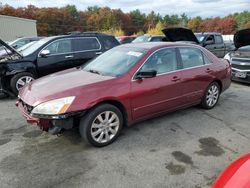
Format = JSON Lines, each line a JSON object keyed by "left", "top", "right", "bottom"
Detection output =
{"left": 48, "top": 32, "right": 115, "bottom": 40}
{"left": 120, "top": 42, "right": 200, "bottom": 50}
{"left": 195, "top": 32, "right": 222, "bottom": 35}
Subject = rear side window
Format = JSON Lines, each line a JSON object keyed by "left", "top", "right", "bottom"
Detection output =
{"left": 215, "top": 35, "right": 223, "bottom": 44}
{"left": 72, "top": 37, "right": 100, "bottom": 52}
{"left": 179, "top": 48, "right": 204, "bottom": 69}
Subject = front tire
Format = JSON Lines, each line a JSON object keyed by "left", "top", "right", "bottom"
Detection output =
{"left": 201, "top": 82, "right": 220, "bottom": 109}
{"left": 10, "top": 72, "right": 35, "bottom": 95}
{"left": 79, "top": 104, "right": 123, "bottom": 147}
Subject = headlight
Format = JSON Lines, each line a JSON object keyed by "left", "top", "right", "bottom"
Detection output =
{"left": 31, "top": 96, "right": 75, "bottom": 115}
{"left": 224, "top": 53, "right": 231, "bottom": 62}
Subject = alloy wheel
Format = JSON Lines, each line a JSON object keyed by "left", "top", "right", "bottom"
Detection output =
{"left": 16, "top": 76, "right": 34, "bottom": 91}
{"left": 206, "top": 85, "right": 219, "bottom": 107}
{"left": 90, "top": 111, "right": 120, "bottom": 144}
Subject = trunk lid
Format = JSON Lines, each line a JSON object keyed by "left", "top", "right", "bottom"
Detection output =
{"left": 162, "top": 27, "right": 199, "bottom": 44}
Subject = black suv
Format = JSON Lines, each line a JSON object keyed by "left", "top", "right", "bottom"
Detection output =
{"left": 0, "top": 32, "right": 119, "bottom": 97}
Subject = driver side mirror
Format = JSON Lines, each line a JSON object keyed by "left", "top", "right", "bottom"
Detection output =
{"left": 40, "top": 49, "right": 50, "bottom": 57}
{"left": 135, "top": 70, "right": 157, "bottom": 80}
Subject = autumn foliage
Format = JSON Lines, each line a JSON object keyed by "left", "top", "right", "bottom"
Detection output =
{"left": 0, "top": 4, "right": 249, "bottom": 36}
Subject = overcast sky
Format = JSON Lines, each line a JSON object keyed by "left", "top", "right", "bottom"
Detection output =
{"left": 1, "top": 0, "right": 250, "bottom": 18}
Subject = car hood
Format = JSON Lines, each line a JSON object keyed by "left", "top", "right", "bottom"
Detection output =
{"left": 212, "top": 153, "right": 250, "bottom": 188}
{"left": 234, "top": 29, "right": 250, "bottom": 49}
{"left": 0, "top": 39, "right": 22, "bottom": 58}
{"left": 19, "top": 68, "right": 115, "bottom": 106}
{"left": 230, "top": 50, "right": 250, "bottom": 59}
{"left": 162, "top": 27, "right": 199, "bottom": 44}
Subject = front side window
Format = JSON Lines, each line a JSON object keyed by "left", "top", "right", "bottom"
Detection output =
{"left": 140, "top": 48, "right": 177, "bottom": 74}
{"left": 72, "top": 37, "right": 100, "bottom": 51}
{"left": 206, "top": 35, "right": 215, "bottom": 44}
{"left": 179, "top": 48, "right": 204, "bottom": 69}
{"left": 44, "top": 39, "right": 72, "bottom": 55}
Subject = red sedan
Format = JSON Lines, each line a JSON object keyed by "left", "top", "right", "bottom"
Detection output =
{"left": 17, "top": 42, "right": 231, "bottom": 147}
{"left": 213, "top": 153, "right": 250, "bottom": 188}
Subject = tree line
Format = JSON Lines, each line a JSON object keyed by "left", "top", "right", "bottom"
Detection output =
{"left": 0, "top": 4, "right": 249, "bottom": 36}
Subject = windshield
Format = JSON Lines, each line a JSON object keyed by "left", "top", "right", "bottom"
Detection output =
{"left": 83, "top": 47, "right": 147, "bottom": 77}
{"left": 17, "top": 41, "right": 36, "bottom": 52}
{"left": 21, "top": 37, "right": 53, "bottom": 56}
{"left": 195, "top": 34, "right": 205, "bottom": 42}
{"left": 132, "top": 36, "right": 150, "bottom": 43}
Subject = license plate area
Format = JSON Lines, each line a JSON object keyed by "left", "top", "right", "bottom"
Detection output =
{"left": 235, "top": 71, "right": 247, "bottom": 78}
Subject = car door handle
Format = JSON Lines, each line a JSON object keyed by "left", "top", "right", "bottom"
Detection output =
{"left": 171, "top": 76, "right": 181, "bottom": 82}
{"left": 95, "top": 52, "right": 102, "bottom": 55}
{"left": 205, "top": 68, "right": 213, "bottom": 73}
{"left": 65, "top": 55, "right": 74, "bottom": 58}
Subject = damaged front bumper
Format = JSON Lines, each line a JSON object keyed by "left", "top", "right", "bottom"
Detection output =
{"left": 16, "top": 100, "right": 86, "bottom": 134}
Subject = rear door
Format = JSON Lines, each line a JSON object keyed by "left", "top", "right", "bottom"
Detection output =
{"left": 130, "top": 48, "right": 184, "bottom": 120}
{"left": 177, "top": 47, "right": 214, "bottom": 104}
{"left": 71, "top": 37, "right": 102, "bottom": 67}
{"left": 37, "top": 38, "right": 73, "bottom": 76}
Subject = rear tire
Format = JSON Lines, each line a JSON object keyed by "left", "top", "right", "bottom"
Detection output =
{"left": 10, "top": 72, "right": 35, "bottom": 95}
{"left": 79, "top": 104, "right": 123, "bottom": 147}
{"left": 201, "top": 82, "right": 220, "bottom": 109}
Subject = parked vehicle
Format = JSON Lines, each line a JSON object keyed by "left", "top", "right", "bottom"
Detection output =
{"left": 162, "top": 28, "right": 234, "bottom": 58}
{"left": 0, "top": 37, "right": 43, "bottom": 57}
{"left": 224, "top": 28, "right": 250, "bottom": 83}
{"left": 195, "top": 32, "right": 234, "bottom": 58}
{"left": 212, "top": 153, "right": 250, "bottom": 188}
{"left": 0, "top": 32, "right": 119, "bottom": 97}
{"left": 117, "top": 36, "right": 137, "bottom": 44}
{"left": 132, "top": 35, "right": 165, "bottom": 43}
{"left": 9, "top": 37, "right": 44, "bottom": 49}
{"left": 17, "top": 42, "right": 231, "bottom": 147}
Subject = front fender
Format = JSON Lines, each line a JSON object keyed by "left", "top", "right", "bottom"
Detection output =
{"left": 5, "top": 62, "right": 37, "bottom": 77}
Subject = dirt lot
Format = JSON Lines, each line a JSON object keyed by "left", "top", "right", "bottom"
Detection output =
{"left": 0, "top": 82, "right": 249, "bottom": 188}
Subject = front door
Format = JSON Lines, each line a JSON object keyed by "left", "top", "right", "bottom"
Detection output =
{"left": 130, "top": 48, "right": 183, "bottom": 120}
{"left": 37, "top": 38, "right": 74, "bottom": 76}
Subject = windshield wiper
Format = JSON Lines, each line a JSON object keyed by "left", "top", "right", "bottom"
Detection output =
{"left": 88, "top": 69, "right": 101, "bottom": 75}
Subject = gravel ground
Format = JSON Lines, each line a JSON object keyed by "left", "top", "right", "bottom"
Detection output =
{"left": 0, "top": 82, "right": 249, "bottom": 188}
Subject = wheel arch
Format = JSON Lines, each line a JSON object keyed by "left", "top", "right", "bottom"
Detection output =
{"left": 213, "top": 79, "right": 223, "bottom": 92}
{"left": 91, "top": 100, "right": 128, "bottom": 127}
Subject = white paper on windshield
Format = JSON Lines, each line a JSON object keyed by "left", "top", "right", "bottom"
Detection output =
{"left": 127, "top": 51, "right": 143, "bottom": 57}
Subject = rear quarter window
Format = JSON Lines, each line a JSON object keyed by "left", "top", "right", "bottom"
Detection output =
{"left": 102, "top": 36, "right": 120, "bottom": 50}
{"left": 72, "top": 37, "right": 101, "bottom": 52}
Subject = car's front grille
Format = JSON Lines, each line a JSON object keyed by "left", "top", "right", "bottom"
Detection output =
{"left": 232, "top": 58, "right": 250, "bottom": 63}
{"left": 21, "top": 100, "right": 33, "bottom": 114}
{"left": 232, "top": 64, "right": 250, "bottom": 70}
